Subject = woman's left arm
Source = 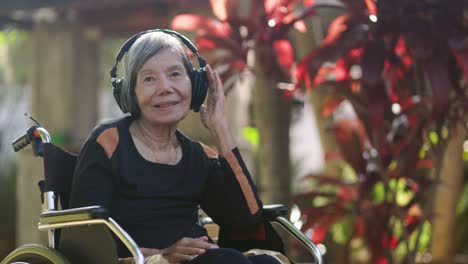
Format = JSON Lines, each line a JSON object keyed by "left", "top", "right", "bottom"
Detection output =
{"left": 200, "top": 65, "right": 263, "bottom": 228}
{"left": 201, "top": 147, "right": 263, "bottom": 228}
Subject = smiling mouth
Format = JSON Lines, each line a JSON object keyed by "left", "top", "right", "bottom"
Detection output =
{"left": 155, "top": 102, "right": 179, "bottom": 109}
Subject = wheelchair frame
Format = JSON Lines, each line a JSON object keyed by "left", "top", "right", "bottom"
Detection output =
{"left": 2, "top": 126, "right": 323, "bottom": 264}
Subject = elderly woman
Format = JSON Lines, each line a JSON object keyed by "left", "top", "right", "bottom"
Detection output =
{"left": 69, "top": 31, "right": 283, "bottom": 264}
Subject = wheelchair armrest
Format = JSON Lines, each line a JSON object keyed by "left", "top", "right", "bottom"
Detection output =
{"left": 40, "top": 206, "right": 109, "bottom": 224}
{"left": 262, "top": 204, "right": 289, "bottom": 220}
{"left": 38, "top": 206, "right": 144, "bottom": 264}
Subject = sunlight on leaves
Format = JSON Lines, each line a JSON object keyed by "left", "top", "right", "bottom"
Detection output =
{"left": 342, "top": 163, "right": 357, "bottom": 182}
{"left": 331, "top": 216, "right": 354, "bottom": 244}
{"left": 429, "top": 131, "right": 438, "bottom": 145}
{"left": 395, "top": 179, "right": 414, "bottom": 206}
{"left": 242, "top": 126, "right": 259, "bottom": 151}
{"left": 463, "top": 140, "right": 468, "bottom": 161}
{"left": 373, "top": 182, "right": 385, "bottom": 203}
{"left": 456, "top": 184, "right": 468, "bottom": 214}
{"left": 409, "top": 221, "right": 431, "bottom": 251}
{"left": 313, "top": 196, "right": 331, "bottom": 207}
{"left": 441, "top": 126, "right": 449, "bottom": 139}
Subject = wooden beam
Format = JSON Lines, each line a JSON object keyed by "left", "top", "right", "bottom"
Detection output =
{"left": 1, "top": 0, "right": 211, "bottom": 36}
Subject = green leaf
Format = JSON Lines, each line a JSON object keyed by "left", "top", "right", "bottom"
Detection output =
{"left": 395, "top": 179, "right": 414, "bottom": 206}
{"left": 331, "top": 216, "right": 354, "bottom": 244}
{"left": 429, "top": 131, "right": 438, "bottom": 144}
{"left": 372, "top": 182, "right": 385, "bottom": 203}
{"left": 242, "top": 126, "right": 259, "bottom": 151}
{"left": 456, "top": 184, "right": 468, "bottom": 214}
{"left": 409, "top": 221, "right": 431, "bottom": 252}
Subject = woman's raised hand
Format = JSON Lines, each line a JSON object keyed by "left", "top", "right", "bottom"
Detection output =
{"left": 200, "top": 65, "right": 236, "bottom": 155}
{"left": 200, "top": 65, "right": 227, "bottom": 132}
{"left": 161, "top": 236, "right": 218, "bottom": 263}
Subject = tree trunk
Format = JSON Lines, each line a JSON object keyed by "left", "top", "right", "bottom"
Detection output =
{"left": 430, "top": 121, "right": 466, "bottom": 263}
{"left": 252, "top": 44, "right": 292, "bottom": 205}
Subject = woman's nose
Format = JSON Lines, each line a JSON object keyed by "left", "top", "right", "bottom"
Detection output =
{"left": 156, "top": 77, "right": 173, "bottom": 94}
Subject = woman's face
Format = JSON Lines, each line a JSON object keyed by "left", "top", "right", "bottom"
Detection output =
{"left": 135, "top": 48, "right": 192, "bottom": 125}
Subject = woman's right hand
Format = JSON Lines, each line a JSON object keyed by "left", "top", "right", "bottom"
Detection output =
{"left": 161, "top": 236, "right": 218, "bottom": 263}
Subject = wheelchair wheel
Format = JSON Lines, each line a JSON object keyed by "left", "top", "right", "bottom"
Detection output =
{"left": 1, "top": 244, "right": 70, "bottom": 264}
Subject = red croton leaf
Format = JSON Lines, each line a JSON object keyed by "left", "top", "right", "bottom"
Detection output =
{"left": 210, "top": 0, "right": 229, "bottom": 21}
{"left": 338, "top": 185, "right": 357, "bottom": 201}
{"left": 264, "top": 0, "right": 281, "bottom": 16}
{"left": 295, "top": 16, "right": 369, "bottom": 89}
{"left": 452, "top": 49, "right": 468, "bottom": 81}
{"left": 323, "top": 15, "right": 349, "bottom": 45}
{"left": 195, "top": 34, "right": 245, "bottom": 57}
{"left": 331, "top": 117, "right": 370, "bottom": 174}
{"left": 171, "top": 14, "right": 231, "bottom": 38}
{"left": 416, "top": 158, "right": 433, "bottom": 169}
{"left": 273, "top": 39, "right": 294, "bottom": 75}
{"left": 301, "top": 204, "right": 346, "bottom": 243}
{"left": 404, "top": 215, "right": 421, "bottom": 234}
{"left": 293, "top": 191, "right": 337, "bottom": 202}
{"left": 300, "top": 173, "right": 348, "bottom": 186}
{"left": 310, "top": 224, "right": 330, "bottom": 244}
{"left": 294, "top": 20, "right": 307, "bottom": 32}
{"left": 364, "top": 0, "right": 377, "bottom": 16}
{"left": 195, "top": 37, "right": 218, "bottom": 50}
{"left": 303, "top": 0, "right": 315, "bottom": 6}
{"left": 377, "top": 256, "right": 389, "bottom": 264}
{"left": 361, "top": 39, "right": 389, "bottom": 130}
{"left": 321, "top": 94, "right": 344, "bottom": 117}
{"left": 334, "top": 58, "right": 350, "bottom": 81}
{"left": 209, "top": 0, "right": 239, "bottom": 22}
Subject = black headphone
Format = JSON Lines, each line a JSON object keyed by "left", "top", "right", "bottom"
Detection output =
{"left": 110, "top": 29, "right": 208, "bottom": 115}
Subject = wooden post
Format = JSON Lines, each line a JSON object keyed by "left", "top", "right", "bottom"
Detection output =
{"left": 16, "top": 19, "right": 99, "bottom": 246}
{"left": 253, "top": 44, "right": 292, "bottom": 205}
{"left": 430, "top": 122, "right": 466, "bottom": 264}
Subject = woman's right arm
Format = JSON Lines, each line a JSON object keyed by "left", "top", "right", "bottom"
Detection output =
{"left": 70, "top": 140, "right": 114, "bottom": 209}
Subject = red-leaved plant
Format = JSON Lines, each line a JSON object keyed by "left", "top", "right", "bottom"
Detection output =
{"left": 171, "top": 0, "right": 467, "bottom": 263}
{"left": 293, "top": 0, "right": 467, "bottom": 263}
{"left": 171, "top": 0, "right": 344, "bottom": 93}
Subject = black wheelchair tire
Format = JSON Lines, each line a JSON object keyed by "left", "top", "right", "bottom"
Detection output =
{"left": 1, "top": 244, "right": 71, "bottom": 264}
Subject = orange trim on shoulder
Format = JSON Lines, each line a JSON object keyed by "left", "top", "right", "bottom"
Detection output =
{"left": 200, "top": 142, "right": 218, "bottom": 158}
{"left": 224, "top": 151, "right": 260, "bottom": 215}
{"left": 96, "top": 127, "right": 119, "bottom": 159}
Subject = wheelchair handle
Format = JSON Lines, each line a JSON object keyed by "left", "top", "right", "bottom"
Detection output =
{"left": 12, "top": 126, "right": 51, "bottom": 156}
{"left": 12, "top": 133, "right": 31, "bottom": 152}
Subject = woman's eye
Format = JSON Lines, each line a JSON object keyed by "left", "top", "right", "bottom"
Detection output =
{"left": 143, "top": 76, "right": 155, "bottom": 82}
{"left": 170, "top": 71, "right": 182, "bottom": 77}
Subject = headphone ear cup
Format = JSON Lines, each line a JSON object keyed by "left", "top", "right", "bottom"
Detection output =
{"left": 190, "top": 68, "right": 209, "bottom": 112}
{"left": 112, "top": 78, "right": 127, "bottom": 113}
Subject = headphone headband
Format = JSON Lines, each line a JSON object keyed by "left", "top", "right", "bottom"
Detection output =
{"left": 109, "top": 29, "right": 206, "bottom": 79}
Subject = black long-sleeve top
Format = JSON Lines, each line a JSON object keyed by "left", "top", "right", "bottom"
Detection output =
{"left": 69, "top": 116, "right": 263, "bottom": 257}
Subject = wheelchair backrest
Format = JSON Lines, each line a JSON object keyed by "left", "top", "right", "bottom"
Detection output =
{"left": 42, "top": 143, "right": 123, "bottom": 263}
{"left": 43, "top": 143, "right": 77, "bottom": 209}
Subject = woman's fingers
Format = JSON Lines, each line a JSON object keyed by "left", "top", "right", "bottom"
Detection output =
{"left": 214, "top": 67, "right": 223, "bottom": 92}
{"left": 162, "top": 237, "right": 218, "bottom": 263}
{"left": 173, "top": 246, "right": 206, "bottom": 256}
{"left": 207, "top": 65, "right": 224, "bottom": 108}
{"left": 206, "top": 65, "right": 216, "bottom": 92}
{"left": 206, "top": 65, "right": 223, "bottom": 97}
{"left": 180, "top": 237, "right": 217, "bottom": 249}
{"left": 166, "top": 252, "right": 197, "bottom": 263}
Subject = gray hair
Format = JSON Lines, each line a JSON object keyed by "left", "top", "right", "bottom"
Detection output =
{"left": 120, "top": 31, "right": 194, "bottom": 115}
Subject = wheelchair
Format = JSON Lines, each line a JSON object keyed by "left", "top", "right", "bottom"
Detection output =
{"left": 1, "top": 125, "right": 324, "bottom": 264}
